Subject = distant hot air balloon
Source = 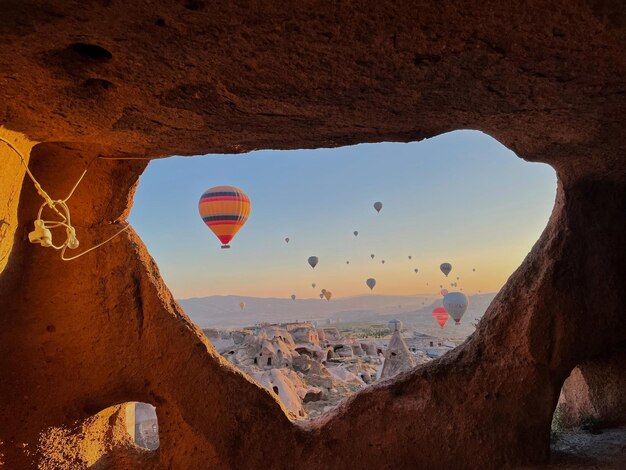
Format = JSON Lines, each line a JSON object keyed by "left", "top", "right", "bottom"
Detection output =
{"left": 432, "top": 307, "right": 449, "bottom": 328}
{"left": 346, "top": 261, "right": 350, "bottom": 264}
{"left": 285, "top": 237, "right": 290, "bottom": 243}
{"left": 308, "top": 256, "right": 319, "bottom": 269}
{"left": 374, "top": 201, "right": 383, "bottom": 213}
{"left": 443, "top": 292, "right": 469, "bottom": 325}
{"left": 440, "top": 263, "right": 452, "bottom": 277}
{"left": 456, "top": 276, "right": 460, "bottom": 280}
{"left": 408, "top": 255, "right": 412, "bottom": 260}
{"left": 414, "top": 268, "right": 419, "bottom": 273}
{"left": 239, "top": 302, "right": 246, "bottom": 310}
{"left": 312, "top": 283, "right": 316, "bottom": 288}
{"left": 198, "top": 186, "right": 250, "bottom": 248}
{"left": 371, "top": 254, "right": 375, "bottom": 259}
{"left": 439, "top": 284, "right": 443, "bottom": 288}
{"left": 366, "top": 278, "right": 376, "bottom": 291}
{"left": 319, "top": 293, "right": 324, "bottom": 299}
{"left": 388, "top": 319, "right": 402, "bottom": 332}
{"left": 472, "top": 268, "right": 476, "bottom": 272}
{"left": 321, "top": 289, "right": 327, "bottom": 294}
{"left": 324, "top": 291, "right": 332, "bottom": 301}
{"left": 440, "top": 288, "right": 448, "bottom": 296}
{"left": 291, "top": 294, "right": 296, "bottom": 301}
{"left": 353, "top": 231, "right": 359, "bottom": 237}
{"left": 381, "top": 260, "right": 385, "bottom": 264}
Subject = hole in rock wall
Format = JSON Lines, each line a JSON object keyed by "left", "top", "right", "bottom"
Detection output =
{"left": 69, "top": 42, "right": 113, "bottom": 61}
{"left": 36, "top": 402, "right": 158, "bottom": 468}
{"left": 130, "top": 130, "right": 556, "bottom": 419}
{"left": 127, "top": 402, "right": 160, "bottom": 451}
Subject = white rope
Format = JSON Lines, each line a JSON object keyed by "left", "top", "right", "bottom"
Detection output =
{"left": 0, "top": 136, "right": 130, "bottom": 261}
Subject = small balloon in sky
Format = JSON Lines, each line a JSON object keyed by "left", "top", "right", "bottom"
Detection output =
{"left": 319, "top": 293, "right": 324, "bottom": 299}
{"left": 408, "top": 255, "right": 412, "bottom": 260}
{"left": 381, "top": 260, "right": 385, "bottom": 264}
{"left": 308, "top": 256, "right": 319, "bottom": 269}
{"left": 291, "top": 294, "right": 296, "bottom": 300}
{"left": 321, "top": 288, "right": 326, "bottom": 294}
{"left": 324, "top": 291, "right": 332, "bottom": 301}
{"left": 440, "top": 263, "right": 452, "bottom": 277}
{"left": 414, "top": 268, "right": 419, "bottom": 273}
{"left": 239, "top": 302, "right": 246, "bottom": 310}
{"left": 346, "top": 261, "right": 350, "bottom": 264}
{"left": 311, "top": 283, "right": 316, "bottom": 288}
{"left": 432, "top": 307, "right": 449, "bottom": 328}
{"left": 374, "top": 201, "right": 383, "bottom": 213}
{"left": 441, "top": 288, "right": 448, "bottom": 296}
{"left": 473, "top": 268, "right": 476, "bottom": 272}
{"left": 371, "top": 254, "right": 375, "bottom": 259}
{"left": 353, "top": 231, "right": 359, "bottom": 237}
{"left": 366, "top": 278, "right": 376, "bottom": 291}
{"left": 285, "top": 237, "right": 290, "bottom": 243}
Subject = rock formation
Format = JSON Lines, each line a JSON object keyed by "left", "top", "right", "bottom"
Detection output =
{"left": 380, "top": 330, "right": 418, "bottom": 380}
{"left": 0, "top": 1, "right": 625, "bottom": 468}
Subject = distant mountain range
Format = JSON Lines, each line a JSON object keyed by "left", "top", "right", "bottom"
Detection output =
{"left": 177, "top": 292, "right": 497, "bottom": 339}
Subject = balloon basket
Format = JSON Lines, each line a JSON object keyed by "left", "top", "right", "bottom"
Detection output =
{"left": 221, "top": 245, "right": 231, "bottom": 249}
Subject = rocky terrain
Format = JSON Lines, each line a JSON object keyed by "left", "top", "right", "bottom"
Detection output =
{"left": 204, "top": 321, "right": 440, "bottom": 418}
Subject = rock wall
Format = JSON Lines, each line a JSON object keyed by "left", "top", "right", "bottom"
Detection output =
{"left": 0, "top": 1, "right": 625, "bottom": 469}
{"left": 558, "top": 350, "right": 626, "bottom": 429}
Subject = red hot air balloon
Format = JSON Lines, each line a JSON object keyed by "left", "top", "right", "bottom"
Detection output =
{"left": 198, "top": 186, "right": 250, "bottom": 248}
{"left": 432, "top": 307, "right": 449, "bottom": 328}
{"left": 440, "top": 288, "right": 449, "bottom": 296}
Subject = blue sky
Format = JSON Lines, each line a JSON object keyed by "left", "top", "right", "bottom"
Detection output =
{"left": 129, "top": 130, "right": 556, "bottom": 299}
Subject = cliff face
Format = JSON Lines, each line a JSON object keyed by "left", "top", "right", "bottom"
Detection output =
{"left": 0, "top": 1, "right": 625, "bottom": 469}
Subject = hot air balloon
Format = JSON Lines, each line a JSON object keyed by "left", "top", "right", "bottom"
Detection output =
{"left": 321, "top": 289, "right": 327, "bottom": 294}
{"left": 285, "top": 237, "right": 290, "bottom": 243}
{"left": 408, "top": 255, "right": 412, "bottom": 260}
{"left": 353, "top": 231, "right": 359, "bottom": 237}
{"left": 374, "top": 201, "right": 383, "bottom": 213}
{"left": 440, "top": 288, "right": 448, "bottom": 296}
{"left": 456, "top": 276, "right": 460, "bottom": 281}
{"left": 443, "top": 292, "right": 469, "bottom": 325}
{"left": 319, "top": 293, "right": 324, "bottom": 299}
{"left": 381, "top": 260, "right": 385, "bottom": 264}
{"left": 308, "top": 256, "right": 319, "bottom": 269}
{"left": 440, "top": 263, "right": 452, "bottom": 277}
{"left": 371, "top": 254, "right": 375, "bottom": 259}
{"left": 198, "top": 186, "right": 250, "bottom": 248}
{"left": 311, "top": 283, "right": 316, "bottom": 288}
{"left": 414, "top": 268, "right": 419, "bottom": 273}
{"left": 324, "top": 291, "right": 332, "bottom": 301}
{"left": 388, "top": 319, "right": 402, "bottom": 332}
{"left": 440, "top": 284, "right": 443, "bottom": 288}
{"left": 346, "top": 261, "right": 350, "bottom": 264}
{"left": 291, "top": 294, "right": 296, "bottom": 301}
{"left": 366, "top": 278, "right": 376, "bottom": 291}
{"left": 239, "top": 302, "right": 246, "bottom": 310}
{"left": 472, "top": 268, "right": 476, "bottom": 272}
{"left": 432, "top": 307, "right": 449, "bottom": 328}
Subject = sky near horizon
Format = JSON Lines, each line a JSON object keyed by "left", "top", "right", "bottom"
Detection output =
{"left": 129, "top": 130, "right": 557, "bottom": 299}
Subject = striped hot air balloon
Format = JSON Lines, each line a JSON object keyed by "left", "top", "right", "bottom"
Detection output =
{"left": 198, "top": 186, "right": 250, "bottom": 248}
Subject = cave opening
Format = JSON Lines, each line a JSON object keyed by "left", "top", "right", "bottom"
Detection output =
{"left": 128, "top": 130, "right": 556, "bottom": 420}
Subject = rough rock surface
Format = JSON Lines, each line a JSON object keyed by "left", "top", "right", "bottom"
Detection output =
{"left": 557, "top": 350, "right": 626, "bottom": 429}
{"left": 0, "top": 1, "right": 625, "bottom": 469}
